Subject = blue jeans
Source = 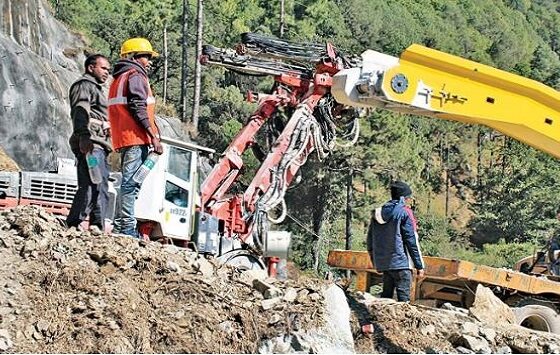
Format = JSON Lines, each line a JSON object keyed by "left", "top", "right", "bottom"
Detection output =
{"left": 381, "top": 269, "right": 412, "bottom": 302}
{"left": 67, "top": 147, "right": 109, "bottom": 230}
{"left": 552, "top": 260, "right": 560, "bottom": 276}
{"left": 113, "top": 145, "right": 149, "bottom": 237}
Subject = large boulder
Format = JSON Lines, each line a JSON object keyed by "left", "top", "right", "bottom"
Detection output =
{"left": 468, "top": 285, "right": 516, "bottom": 325}
{"left": 259, "top": 284, "right": 355, "bottom": 353}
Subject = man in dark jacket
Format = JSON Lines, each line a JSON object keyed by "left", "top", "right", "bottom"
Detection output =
{"left": 108, "top": 38, "right": 163, "bottom": 238}
{"left": 367, "top": 181, "right": 425, "bottom": 302}
{"left": 66, "top": 54, "right": 112, "bottom": 232}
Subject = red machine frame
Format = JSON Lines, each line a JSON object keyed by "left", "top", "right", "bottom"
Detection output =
{"left": 200, "top": 42, "right": 344, "bottom": 243}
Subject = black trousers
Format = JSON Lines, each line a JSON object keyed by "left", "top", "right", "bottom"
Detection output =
{"left": 66, "top": 147, "right": 109, "bottom": 230}
{"left": 381, "top": 269, "right": 412, "bottom": 302}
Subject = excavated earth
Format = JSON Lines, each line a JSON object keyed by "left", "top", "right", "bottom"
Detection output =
{"left": 350, "top": 293, "right": 560, "bottom": 354}
{"left": 0, "top": 206, "right": 326, "bottom": 353}
{"left": 0, "top": 206, "right": 559, "bottom": 354}
{"left": 0, "top": 148, "right": 19, "bottom": 172}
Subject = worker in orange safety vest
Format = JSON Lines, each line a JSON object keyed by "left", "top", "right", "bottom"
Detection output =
{"left": 108, "top": 37, "right": 163, "bottom": 238}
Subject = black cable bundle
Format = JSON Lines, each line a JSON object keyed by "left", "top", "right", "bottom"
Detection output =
{"left": 314, "top": 95, "right": 337, "bottom": 149}
{"left": 241, "top": 32, "right": 326, "bottom": 62}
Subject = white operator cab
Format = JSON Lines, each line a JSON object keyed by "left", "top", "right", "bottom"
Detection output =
{"left": 135, "top": 136, "right": 215, "bottom": 241}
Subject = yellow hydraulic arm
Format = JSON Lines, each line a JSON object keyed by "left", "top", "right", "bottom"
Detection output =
{"left": 332, "top": 44, "right": 560, "bottom": 159}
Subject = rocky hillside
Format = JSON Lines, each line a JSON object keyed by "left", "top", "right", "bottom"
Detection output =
{"left": 0, "top": 206, "right": 558, "bottom": 353}
{"left": 0, "top": 0, "right": 85, "bottom": 171}
{"left": 0, "top": 206, "right": 331, "bottom": 353}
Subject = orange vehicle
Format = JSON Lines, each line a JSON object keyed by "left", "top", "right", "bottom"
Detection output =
{"left": 514, "top": 252, "right": 552, "bottom": 276}
{"left": 327, "top": 250, "right": 560, "bottom": 334}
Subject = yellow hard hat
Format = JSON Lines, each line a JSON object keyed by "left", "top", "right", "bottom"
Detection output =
{"left": 120, "top": 38, "right": 159, "bottom": 58}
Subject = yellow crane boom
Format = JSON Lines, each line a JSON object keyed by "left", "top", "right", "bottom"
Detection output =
{"left": 332, "top": 44, "right": 560, "bottom": 159}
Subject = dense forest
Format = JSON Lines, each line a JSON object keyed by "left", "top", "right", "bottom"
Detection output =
{"left": 49, "top": 0, "right": 560, "bottom": 272}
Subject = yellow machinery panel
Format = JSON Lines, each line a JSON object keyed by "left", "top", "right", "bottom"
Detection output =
{"left": 332, "top": 44, "right": 560, "bottom": 158}
{"left": 381, "top": 45, "right": 560, "bottom": 158}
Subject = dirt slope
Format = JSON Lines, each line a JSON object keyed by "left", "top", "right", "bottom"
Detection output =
{"left": 0, "top": 206, "right": 325, "bottom": 353}
{"left": 350, "top": 293, "right": 560, "bottom": 354}
{"left": 0, "top": 148, "right": 19, "bottom": 172}
{"left": 0, "top": 206, "right": 559, "bottom": 354}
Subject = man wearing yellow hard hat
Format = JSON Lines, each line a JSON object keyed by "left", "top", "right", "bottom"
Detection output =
{"left": 108, "top": 37, "right": 163, "bottom": 238}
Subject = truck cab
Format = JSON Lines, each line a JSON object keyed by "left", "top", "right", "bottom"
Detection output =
{"left": 135, "top": 136, "right": 214, "bottom": 242}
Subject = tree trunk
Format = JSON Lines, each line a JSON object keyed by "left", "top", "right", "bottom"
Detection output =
{"left": 501, "top": 136, "right": 509, "bottom": 177}
{"left": 191, "top": 0, "right": 204, "bottom": 135}
{"left": 425, "top": 150, "right": 432, "bottom": 213}
{"left": 279, "top": 0, "right": 285, "bottom": 38}
{"left": 180, "top": 0, "right": 189, "bottom": 122}
{"left": 444, "top": 137, "right": 450, "bottom": 219}
{"left": 312, "top": 185, "right": 327, "bottom": 272}
{"left": 445, "top": 167, "right": 450, "bottom": 219}
{"left": 345, "top": 168, "right": 353, "bottom": 250}
{"left": 476, "top": 128, "right": 482, "bottom": 188}
{"left": 163, "top": 24, "right": 168, "bottom": 106}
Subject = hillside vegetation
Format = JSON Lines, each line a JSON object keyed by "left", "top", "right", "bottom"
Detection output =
{"left": 49, "top": 0, "right": 560, "bottom": 271}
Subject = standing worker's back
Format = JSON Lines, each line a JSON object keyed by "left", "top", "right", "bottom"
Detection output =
{"left": 367, "top": 181, "right": 425, "bottom": 302}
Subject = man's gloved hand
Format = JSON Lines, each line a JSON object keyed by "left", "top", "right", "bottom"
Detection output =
{"left": 79, "top": 136, "right": 94, "bottom": 154}
{"left": 151, "top": 137, "right": 164, "bottom": 155}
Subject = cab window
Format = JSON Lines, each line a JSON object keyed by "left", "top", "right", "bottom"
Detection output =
{"left": 167, "top": 147, "right": 192, "bottom": 182}
{"left": 165, "top": 181, "right": 189, "bottom": 207}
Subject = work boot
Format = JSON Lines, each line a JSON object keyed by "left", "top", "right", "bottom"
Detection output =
{"left": 88, "top": 225, "right": 102, "bottom": 236}
{"left": 115, "top": 229, "right": 140, "bottom": 239}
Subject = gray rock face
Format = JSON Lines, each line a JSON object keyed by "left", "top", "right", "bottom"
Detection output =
{"left": 461, "top": 322, "right": 479, "bottom": 336}
{"left": 253, "top": 279, "right": 283, "bottom": 299}
{"left": 0, "top": 0, "right": 85, "bottom": 170}
{"left": 548, "top": 342, "right": 560, "bottom": 354}
{"left": 479, "top": 327, "right": 496, "bottom": 343}
{"left": 261, "top": 297, "right": 281, "bottom": 311}
{"left": 495, "top": 345, "right": 512, "bottom": 354}
{"left": 0, "top": 1, "right": 192, "bottom": 171}
{"left": 319, "top": 284, "right": 354, "bottom": 353}
{"left": 283, "top": 287, "right": 297, "bottom": 303}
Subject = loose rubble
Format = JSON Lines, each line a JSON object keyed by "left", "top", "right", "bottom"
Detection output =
{"left": 351, "top": 292, "right": 560, "bottom": 354}
{"left": 0, "top": 206, "right": 559, "bottom": 353}
{"left": 0, "top": 206, "right": 327, "bottom": 353}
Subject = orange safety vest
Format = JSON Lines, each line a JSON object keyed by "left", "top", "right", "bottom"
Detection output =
{"left": 108, "top": 69, "right": 157, "bottom": 150}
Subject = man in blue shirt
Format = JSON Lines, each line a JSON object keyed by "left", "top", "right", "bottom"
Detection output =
{"left": 367, "top": 181, "right": 425, "bottom": 302}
